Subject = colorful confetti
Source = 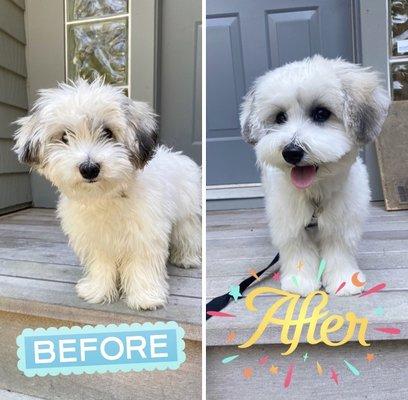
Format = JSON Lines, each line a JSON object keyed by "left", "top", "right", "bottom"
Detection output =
{"left": 284, "top": 364, "right": 295, "bottom": 388}
{"left": 226, "top": 331, "right": 236, "bottom": 343}
{"left": 228, "top": 285, "right": 242, "bottom": 301}
{"left": 243, "top": 367, "right": 253, "bottom": 379}
{"left": 316, "top": 361, "right": 323, "bottom": 376}
{"left": 374, "top": 307, "right": 384, "bottom": 316}
{"left": 316, "top": 259, "right": 327, "bottom": 282}
{"left": 207, "top": 311, "right": 236, "bottom": 318}
{"left": 374, "top": 327, "right": 400, "bottom": 335}
{"left": 302, "top": 353, "right": 308, "bottom": 362}
{"left": 249, "top": 268, "right": 260, "bottom": 281}
{"left": 272, "top": 272, "right": 281, "bottom": 281}
{"left": 222, "top": 355, "right": 239, "bottom": 364}
{"left": 359, "top": 283, "right": 386, "bottom": 297}
{"left": 351, "top": 272, "right": 366, "bottom": 287}
{"left": 269, "top": 365, "right": 279, "bottom": 375}
{"left": 366, "top": 353, "right": 375, "bottom": 362}
{"left": 335, "top": 281, "right": 346, "bottom": 294}
{"left": 344, "top": 360, "right": 360, "bottom": 376}
{"left": 258, "top": 355, "right": 269, "bottom": 366}
{"left": 330, "top": 368, "right": 339, "bottom": 385}
{"left": 292, "top": 275, "right": 300, "bottom": 287}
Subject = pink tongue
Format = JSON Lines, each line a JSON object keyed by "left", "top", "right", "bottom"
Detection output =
{"left": 290, "top": 166, "right": 317, "bottom": 189}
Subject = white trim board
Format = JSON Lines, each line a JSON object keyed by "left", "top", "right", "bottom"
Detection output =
{"left": 206, "top": 183, "right": 264, "bottom": 200}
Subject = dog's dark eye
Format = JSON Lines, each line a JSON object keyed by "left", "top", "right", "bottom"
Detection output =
{"left": 102, "top": 128, "right": 114, "bottom": 140}
{"left": 275, "top": 111, "right": 287, "bottom": 124}
{"left": 311, "top": 107, "right": 331, "bottom": 123}
{"left": 61, "top": 132, "right": 68, "bottom": 144}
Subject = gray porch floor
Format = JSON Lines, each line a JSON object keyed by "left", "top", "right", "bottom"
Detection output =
{"left": 207, "top": 202, "right": 408, "bottom": 345}
{"left": 0, "top": 208, "right": 202, "bottom": 341}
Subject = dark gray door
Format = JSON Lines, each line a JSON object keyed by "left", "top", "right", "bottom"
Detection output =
{"left": 207, "top": 0, "right": 357, "bottom": 186}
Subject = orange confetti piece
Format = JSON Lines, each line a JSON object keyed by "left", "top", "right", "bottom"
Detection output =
{"left": 269, "top": 365, "right": 279, "bottom": 375}
{"left": 249, "top": 268, "right": 260, "bottom": 281}
{"left": 243, "top": 367, "right": 253, "bottom": 379}
{"left": 316, "top": 361, "right": 323, "bottom": 376}
{"left": 366, "top": 353, "right": 375, "bottom": 362}
{"left": 226, "top": 331, "right": 236, "bottom": 343}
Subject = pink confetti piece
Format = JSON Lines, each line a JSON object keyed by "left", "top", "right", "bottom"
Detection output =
{"left": 359, "top": 283, "right": 386, "bottom": 297}
{"left": 258, "top": 355, "right": 269, "bottom": 366}
{"left": 272, "top": 272, "right": 281, "bottom": 282}
{"left": 330, "top": 368, "right": 339, "bottom": 385}
{"left": 374, "top": 327, "right": 400, "bottom": 335}
{"left": 207, "top": 311, "right": 236, "bottom": 318}
{"left": 335, "top": 281, "right": 346, "bottom": 294}
{"left": 284, "top": 363, "right": 295, "bottom": 388}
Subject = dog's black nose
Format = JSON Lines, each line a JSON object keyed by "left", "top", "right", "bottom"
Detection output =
{"left": 79, "top": 162, "right": 100, "bottom": 180}
{"left": 282, "top": 144, "right": 304, "bottom": 165}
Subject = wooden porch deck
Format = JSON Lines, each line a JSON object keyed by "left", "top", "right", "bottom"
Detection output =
{"left": 207, "top": 202, "right": 408, "bottom": 399}
{"left": 0, "top": 208, "right": 201, "bottom": 400}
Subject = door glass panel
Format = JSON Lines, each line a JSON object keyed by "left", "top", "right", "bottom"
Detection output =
{"left": 391, "top": 0, "right": 408, "bottom": 57}
{"left": 392, "top": 63, "right": 408, "bottom": 100}
{"left": 67, "top": 19, "right": 128, "bottom": 85}
{"left": 67, "top": 0, "right": 128, "bottom": 21}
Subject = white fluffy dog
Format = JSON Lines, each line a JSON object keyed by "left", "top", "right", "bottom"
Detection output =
{"left": 14, "top": 79, "right": 201, "bottom": 310}
{"left": 240, "top": 56, "right": 390, "bottom": 296}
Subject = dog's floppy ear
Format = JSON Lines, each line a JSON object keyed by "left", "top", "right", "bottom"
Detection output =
{"left": 240, "top": 86, "right": 258, "bottom": 145}
{"left": 13, "top": 113, "right": 42, "bottom": 167}
{"left": 124, "top": 98, "right": 158, "bottom": 168}
{"left": 339, "top": 64, "right": 390, "bottom": 145}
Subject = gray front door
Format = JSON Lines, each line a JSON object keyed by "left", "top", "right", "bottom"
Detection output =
{"left": 206, "top": 0, "right": 357, "bottom": 186}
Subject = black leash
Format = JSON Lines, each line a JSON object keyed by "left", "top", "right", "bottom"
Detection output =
{"left": 206, "top": 252, "right": 280, "bottom": 320}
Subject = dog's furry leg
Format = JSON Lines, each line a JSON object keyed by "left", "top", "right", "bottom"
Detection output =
{"left": 278, "top": 232, "right": 321, "bottom": 297}
{"left": 169, "top": 213, "right": 201, "bottom": 268}
{"left": 319, "top": 160, "right": 370, "bottom": 296}
{"left": 120, "top": 246, "right": 170, "bottom": 311}
{"left": 76, "top": 255, "right": 119, "bottom": 304}
{"left": 319, "top": 160, "right": 369, "bottom": 296}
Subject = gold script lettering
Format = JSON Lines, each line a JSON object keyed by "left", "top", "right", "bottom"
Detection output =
{"left": 238, "top": 287, "right": 370, "bottom": 355}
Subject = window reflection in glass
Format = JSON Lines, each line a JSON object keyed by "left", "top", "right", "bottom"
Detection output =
{"left": 391, "top": 0, "right": 408, "bottom": 57}
{"left": 68, "top": 0, "right": 128, "bottom": 21}
{"left": 67, "top": 20, "right": 128, "bottom": 85}
{"left": 392, "top": 63, "right": 408, "bottom": 100}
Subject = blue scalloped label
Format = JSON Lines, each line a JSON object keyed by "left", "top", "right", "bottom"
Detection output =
{"left": 16, "top": 322, "right": 185, "bottom": 377}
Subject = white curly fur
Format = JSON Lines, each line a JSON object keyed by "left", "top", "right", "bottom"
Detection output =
{"left": 14, "top": 79, "right": 201, "bottom": 310}
{"left": 240, "top": 56, "right": 390, "bottom": 297}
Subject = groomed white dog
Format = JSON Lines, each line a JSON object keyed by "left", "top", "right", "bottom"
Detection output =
{"left": 240, "top": 56, "right": 390, "bottom": 297}
{"left": 14, "top": 79, "right": 201, "bottom": 310}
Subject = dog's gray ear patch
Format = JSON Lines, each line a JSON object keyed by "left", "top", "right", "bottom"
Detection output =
{"left": 343, "top": 85, "right": 390, "bottom": 145}
{"left": 240, "top": 87, "right": 258, "bottom": 145}
{"left": 135, "top": 129, "right": 158, "bottom": 166}
{"left": 124, "top": 98, "right": 159, "bottom": 168}
{"left": 19, "top": 140, "right": 40, "bottom": 165}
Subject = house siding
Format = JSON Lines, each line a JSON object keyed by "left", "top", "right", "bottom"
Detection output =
{"left": 0, "top": 0, "right": 31, "bottom": 213}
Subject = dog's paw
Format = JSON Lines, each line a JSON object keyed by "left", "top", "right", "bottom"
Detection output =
{"left": 169, "top": 249, "right": 201, "bottom": 269}
{"left": 281, "top": 274, "right": 321, "bottom": 297}
{"left": 125, "top": 293, "right": 167, "bottom": 311}
{"left": 323, "top": 269, "right": 366, "bottom": 296}
{"left": 76, "top": 277, "right": 119, "bottom": 304}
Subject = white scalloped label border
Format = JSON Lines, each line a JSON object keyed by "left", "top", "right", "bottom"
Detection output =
{"left": 16, "top": 321, "right": 185, "bottom": 377}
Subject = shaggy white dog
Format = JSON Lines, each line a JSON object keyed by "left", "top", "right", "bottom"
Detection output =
{"left": 14, "top": 79, "right": 201, "bottom": 310}
{"left": 240, "top": 56, "right": 390, "bottom": 296}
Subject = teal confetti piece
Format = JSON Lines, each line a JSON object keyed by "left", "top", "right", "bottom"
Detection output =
{"left": 292, "top": 275, "right": 300, "bottom": 287}
{"left": 374, "top": 307, "right": 384, "bottom": 316}
{"left": 316, "top": 259, "right": 327, "bottom": 282}
{"left": 222, "top": 355, "right": 239, "bottom": 364}
{"left": 344, "top": 360, "right": 360, "bottom": 376}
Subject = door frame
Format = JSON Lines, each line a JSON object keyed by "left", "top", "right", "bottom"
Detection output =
{"left": 207, "top": 0, "right": 362, "bottom": 204}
